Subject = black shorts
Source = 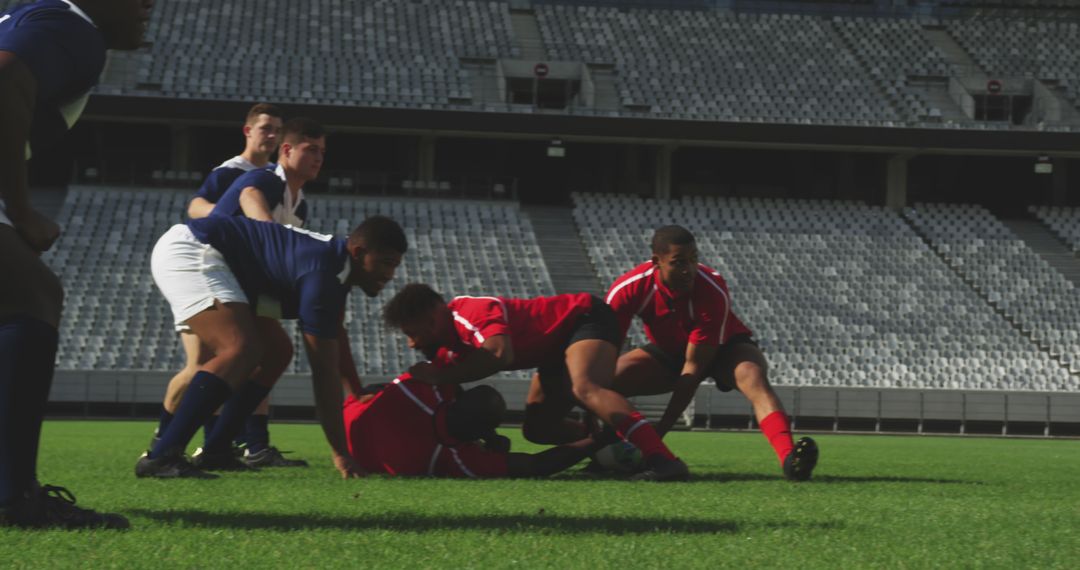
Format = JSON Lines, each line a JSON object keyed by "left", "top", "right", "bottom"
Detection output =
{"left": 535, "top": 296, "right": 622, "bottom": 392}
{"left": 641, "top": 335, "right": 759, "bottom": 392}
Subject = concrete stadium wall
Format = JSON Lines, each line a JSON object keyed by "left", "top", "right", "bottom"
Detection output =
{"left": 49, "top": 370, "right": 1080, "bottom": 436}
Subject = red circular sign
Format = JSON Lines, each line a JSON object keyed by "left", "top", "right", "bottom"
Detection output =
{"left": 987, "top": 79, "right": 1002, "bottom": 94}
{"left": 534, "top": 63, "right": 550, "bottom": 78}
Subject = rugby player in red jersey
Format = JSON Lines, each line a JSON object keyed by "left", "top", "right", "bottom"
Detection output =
{"left": 382, "top": 284, "right": 689, "bottom": 481}
{"left": 343, "top": 350, "right": 610, "bottom": 478}
{"left": 605, "top": 225, "right": 817, "bottom": 481}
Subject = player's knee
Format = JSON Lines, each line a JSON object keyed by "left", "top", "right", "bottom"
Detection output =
{"left": 218, "top": 333, "right": 264, "bottom": 372}
{"left": 734, "top": 361, "right": 772, "bottom": 398}
{"left": 570, "top": 380, "right": 601, "bottom": 407}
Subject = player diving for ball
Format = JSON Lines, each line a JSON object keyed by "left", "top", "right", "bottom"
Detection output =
{"left": 343, "top": 348, "right": 615, "bottom": 478}
{"left": 382, "top": 284, "right": 689, "bottom": 482}
{"left": 137, "top": 214, "right": 406, "bottom": 479}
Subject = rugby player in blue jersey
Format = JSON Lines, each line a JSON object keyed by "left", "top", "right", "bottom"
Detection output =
{"left": 154, "top": 112, "right": 319, "bottom": 470}
{"left": 137, "top": 215, "right": 407, "bottom": 480}
{"left": 1, "top": 0, "right": 152, "bottom": 529}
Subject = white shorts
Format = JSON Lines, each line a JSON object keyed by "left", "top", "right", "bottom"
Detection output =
{"left": 151, "top": 224, "right": 248, "bottom": 330}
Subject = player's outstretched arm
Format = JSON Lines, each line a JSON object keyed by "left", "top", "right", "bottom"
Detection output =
{"left": 410, "top": 335, "right": 514, "bottom": 385}
{"left": 0, "top": 52, "right": 58, "bottom": 252}
{"left": 187, "top": 196, "right": 215, "bottom": 219}
{"left": 506, "top": 436, "right": 606, "bottom": 478}
{"left": 656, "top": 342, "right": 718, "bottom": 436}
{"left": 303, "top": 331, "right": 365, "bottom": 478}
{"left": 238, "top": 186, "right": 274, "bottom": 222}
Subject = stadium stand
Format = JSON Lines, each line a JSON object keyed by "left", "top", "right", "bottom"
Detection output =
{"left": 0, "top": 0, "right": 1061, "bottom": 130}
{"left": 905, "top": 203, "right": 1080, "bottom": 387}
{"left": 1031, "top": 204, "right": 1080, "bottom": 252}
{"left": 41, "top": 187, "right": 553, "bottom": 377}
{"left": 574, "top": 193, "right": 1077, "bottom": 391}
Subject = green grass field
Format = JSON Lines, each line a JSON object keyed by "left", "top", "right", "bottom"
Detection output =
{"left": 2, "top": 421, "right": 1078, "bottom": 569}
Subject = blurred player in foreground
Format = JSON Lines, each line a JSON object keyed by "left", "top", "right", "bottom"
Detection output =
{"left": 1, "top": 0, "right": 152, "bottom": 529}
{"left": 137, "top": 214, "right": 406, "bottom": 479}
{"left": 382, "top": 284, "right": 689, "bottom": 482}
{"left": 344, "top": 350, "right": 613, "bottom": 478}
{"left": 605, "top": 225, "right": 817, "bottom": 481}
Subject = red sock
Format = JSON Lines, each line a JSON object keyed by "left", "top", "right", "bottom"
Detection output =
{"left": 760, "top": 411, "right": 795, "bottom": 465}
{"left": 616, "top": 412, "right": 676, "bottom": 461}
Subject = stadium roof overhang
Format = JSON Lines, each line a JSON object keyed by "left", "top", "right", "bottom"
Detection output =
{"left": 85, "top": 95, "right": 1080, "bottom": 159}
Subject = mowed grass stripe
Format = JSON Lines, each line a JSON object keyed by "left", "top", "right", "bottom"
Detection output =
{"left": 1, "top": 421, "right": 1076, "bottom": 568}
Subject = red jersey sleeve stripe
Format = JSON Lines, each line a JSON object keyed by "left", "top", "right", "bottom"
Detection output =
{"left": 392, "top": 378, "right": 435, "bottom": 416}
{"left": 452, "top": 311, "right": 486, "bottom": 344}
{"left": 606, "top": 266, "right": 655, "bottom": 305}
{"left": 449, "top": 447, "right": 478, "bottom": 478}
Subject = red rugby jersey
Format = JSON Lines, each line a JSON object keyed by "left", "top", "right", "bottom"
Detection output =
{"left": 606, "top": 261, "right": 751, "bottom": 358}
{"left": 447, "top": 294, "right": 595, "bottom": 370}
{"left": 343, "top": 375, "right": 508, "bottom": 478}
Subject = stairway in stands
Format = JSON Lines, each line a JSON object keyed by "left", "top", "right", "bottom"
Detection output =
{"left": 1002, "top": 218, "right": 1080, "bottom": 288}
{"left": 523, "top": 206, "right": 603, "bottom": 296}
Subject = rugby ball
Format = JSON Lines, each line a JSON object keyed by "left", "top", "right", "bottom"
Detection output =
{"left": 594, "top": 441, "right": 643, "bottom": 473}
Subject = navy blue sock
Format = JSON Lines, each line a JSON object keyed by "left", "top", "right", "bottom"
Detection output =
{"left": 202, "top": 415, "right": 219, "bottom": 448}
{"left": 0, "top": 316, "right": 58, "bottom": 507}
{"left": 155, "top": 406, "right": 173, "bottom": 438}
{"left": 204, "top": 382, "right": 271, "bottom": 455}
{"left": 150, "top": 371, "right": 232, "bottom": 459}
{"left": 242, "top": 414, "right": 271, "bottom": 454}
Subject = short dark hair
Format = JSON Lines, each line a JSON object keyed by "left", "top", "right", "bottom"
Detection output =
{"left": 349, "top": 215, "right": 408, "bottom": 255}
{"left": 245, "top": 103, "right": 283, "bottom": 124}
{"left": 446, "top": 385, "right": 506, "bottom": 442}
{"left": 383, "top": 283, "right": 444, "bottom": 328}
{"left": 282, "top": 116, "right": 325, "bottom": 144}
{"left": 651, "top": 225, "right": 696, "bottom": 255}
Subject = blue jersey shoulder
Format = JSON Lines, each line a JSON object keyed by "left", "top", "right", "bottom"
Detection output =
{"left": 209, "top": 167, "right": 285, "bottom": 218}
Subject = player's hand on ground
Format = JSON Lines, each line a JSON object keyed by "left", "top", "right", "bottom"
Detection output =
{"left": 484, "top": 434, "right": 512, "bottom": 454}
{"left": 333, "top": 453, "right": 366, "bottom": 479}
{"left": 12, "top": 208, "right": 60, "bottom": 253}
{"left": 408, "top": 361, "right": 442, "bottom": 385}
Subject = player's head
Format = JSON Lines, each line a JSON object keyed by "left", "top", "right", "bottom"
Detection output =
{"left": 242, "top": 103, "right": 283, "bottom": 159}
{"left": 279, "top": 117, "right": 326, "bottom": 183}
{"left": 383, "top": 283, "right": 454, "bottom": 357}
{"left": 345, "top": 215, "right": 407, "bottom": 298}
{"left": 446, "top": 385, "right": 506, "bottom": 442}
{"left": 76, "top": 0, "right": 153, "bottom": 50}
{"left": 651, "top": 225, "right": 698, "bottom": 293}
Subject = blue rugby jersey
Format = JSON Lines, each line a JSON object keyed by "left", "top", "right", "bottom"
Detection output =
{"left": 186, "top": 216, "right": 349, "bottom": 339}
{"left": 0, "top": 0, "right": 105, "bottom": 157}
{"left": 194, "top": 156, "right": 274, "bottom": 204}
{"left": 210, "top": 163, "right": 308, "bottom": 226}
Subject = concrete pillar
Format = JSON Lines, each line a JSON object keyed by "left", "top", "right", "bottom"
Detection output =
{"left": 1052, "top": 158, "right": 1069, "bottom": 206}
{"left": 655, "top": 144, "right": 676, "bottom": 200}
{"left": 170, "top": 125, "right": 190, "bottom": 172}
{"left": 886, "top": 153, "right": 912, "bottom": 209}
{"left": 418, "top": 135, "right": 436, "bottom": 182}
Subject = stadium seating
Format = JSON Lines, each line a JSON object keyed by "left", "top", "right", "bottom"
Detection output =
{"left": 574, "top": 193, "right": 1076, "bottom": 391}
{"left": 905, "top": 203, "right": 1080, "bottom": 387}
{"left": 3, "top": 0, "right": 1059, "bottom": 130}
{"left": 43, "top": 187, "right": 553, "bottom": 378}
{"left": 1030, "top": 204, "right": 1080, "bottom": 252}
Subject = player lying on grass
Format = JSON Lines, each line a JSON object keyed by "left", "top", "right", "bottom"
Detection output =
{"left": 155, "top": 104, "right": 310, "bottom": 469}
{"left": 1, "top": 0, "right": 152, "bottom": 530}
{"left": 605, "top": 225, "right": 817, "bottom": 481}
{"left": 382, "top": 284, "right": 689, "bottom": 482}
{"left": 136, "top": 214, "right": 406, "bottom": 479}
{"left": 344, "top": 350, "right": 614, "bottom": 478}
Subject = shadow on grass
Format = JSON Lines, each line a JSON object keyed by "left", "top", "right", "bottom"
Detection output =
{"left": 555, "top": 471, "right": 982, "bottom": 485}
{"left": 127, "top": 509, "right": 843, "bottom": 535}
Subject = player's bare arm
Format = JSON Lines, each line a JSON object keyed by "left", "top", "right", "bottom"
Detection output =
{"left": 411, "top": 335, "right": 513, "bottom": 385}
{"left": 186, "top": 196, "right": 215, "bottom": 219}
{"left": 238, "top": 186, "right": 274, "bottom": 222}
{"left": 336, "top": 325, "right": 364, "bottom": 399}
{"left": 656, "top": 342, "right": 719, "bottom": 436}
{"left": 303, "top": 332, "right": 365, "bottom": 478}
{"left": 0, "top": 51, "right": 58, "bottom": 252}
{"left": 505, "top": 433, "right": 611, "bottom": 477}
